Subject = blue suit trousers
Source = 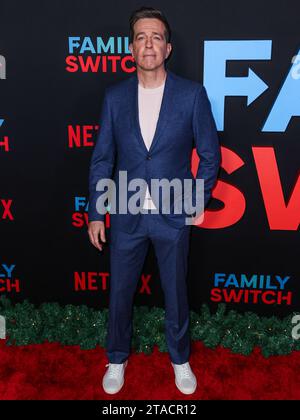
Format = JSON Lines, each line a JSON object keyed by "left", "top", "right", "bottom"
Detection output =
{"left": 106, "top": 211, "right": 192, "bottom": 364}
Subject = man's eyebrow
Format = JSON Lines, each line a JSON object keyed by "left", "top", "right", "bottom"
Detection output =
{"left": 135, "top": 31, "right": 163, "bottom": 37}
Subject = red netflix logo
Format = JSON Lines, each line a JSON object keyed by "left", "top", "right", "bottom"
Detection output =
{"left": 68, "top": 125, "right": 99, "bottom": 148}
{"left": 74, "top": 271, "right": 152, "bottom": 294}
{"left": 1, "top": 199, "right": 13, "bottom": 220}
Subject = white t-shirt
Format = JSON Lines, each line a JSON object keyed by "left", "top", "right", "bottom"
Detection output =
{"left": 138, "top": 81, "right": 165, "bottom": 209}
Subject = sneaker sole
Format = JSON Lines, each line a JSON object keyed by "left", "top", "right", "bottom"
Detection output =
{"left": 175, "top": 379, "right": 197, "bottom": 395}
{"left": 103, "top": 377, "right": 124, "bottom": 395}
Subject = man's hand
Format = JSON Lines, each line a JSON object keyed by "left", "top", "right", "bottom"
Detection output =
{"left": 88, "top": 221, "right": 106, "bottom": 251}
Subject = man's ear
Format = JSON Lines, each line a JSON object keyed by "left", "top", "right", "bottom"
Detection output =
{"left": 129, "top": 43, "right": 133, "bottom": 55}
{"left": 166, "top": 43, "right": 172, "bottom": 59}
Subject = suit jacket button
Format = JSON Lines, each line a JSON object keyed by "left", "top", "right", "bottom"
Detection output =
{"left": 147, "top": 155, "right": 151, "bottom": 160}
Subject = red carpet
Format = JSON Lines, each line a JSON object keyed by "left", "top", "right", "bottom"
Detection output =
{"left": 0, "top": 340, "right": 299, "bottom": 400}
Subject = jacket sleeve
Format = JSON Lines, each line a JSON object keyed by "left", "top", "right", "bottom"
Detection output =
{"left": 88, "top": 88, "right": 116, "bottom": 222}
{"left": 192, "top": 85, "right": 221, "bottom": 209}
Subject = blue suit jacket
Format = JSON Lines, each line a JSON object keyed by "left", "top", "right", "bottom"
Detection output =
{"left": 88, "top": 68, "right": 221, "bottom": 233}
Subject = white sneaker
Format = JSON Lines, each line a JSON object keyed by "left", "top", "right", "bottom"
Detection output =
{"left": 171, "top": 362, "right": 197, "bottom": 395}
{"left": 102, "top": 360, "right": 128, "bottom": 394}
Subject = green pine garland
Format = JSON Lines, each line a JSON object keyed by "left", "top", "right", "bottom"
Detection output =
{"left": 0, "top": 295, "right": 300, "bottom": 358}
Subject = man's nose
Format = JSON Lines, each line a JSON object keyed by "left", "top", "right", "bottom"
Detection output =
{"left": 145, "top": 38, "right": 153, "bottom": 47}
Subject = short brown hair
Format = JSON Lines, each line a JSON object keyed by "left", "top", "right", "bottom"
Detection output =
{"left": 129, "top": 6, "right": 171, "bottom": 44}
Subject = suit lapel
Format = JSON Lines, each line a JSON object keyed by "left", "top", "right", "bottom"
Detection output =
{"left": 130, "top": 68, "right": 175, "bottom": 155}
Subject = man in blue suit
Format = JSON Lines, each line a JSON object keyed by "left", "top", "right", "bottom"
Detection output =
{"left": 88, "top": 6, "right": 221, "bottom": 395}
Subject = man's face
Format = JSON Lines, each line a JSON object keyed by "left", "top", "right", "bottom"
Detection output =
{"left": 129, "top": 18, "right": 172, "bottom": 72}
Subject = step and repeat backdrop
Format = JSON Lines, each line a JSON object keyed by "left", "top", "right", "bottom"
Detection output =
{"left": 0, "top": 0, "right": 299, "bottom": 316}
